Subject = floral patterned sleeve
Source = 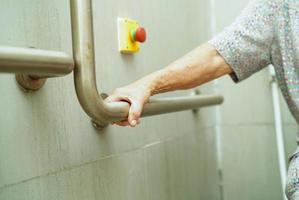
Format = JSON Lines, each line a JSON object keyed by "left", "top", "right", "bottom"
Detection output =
{"left": 209, "top": 0, "right": 279, "bottom": 83}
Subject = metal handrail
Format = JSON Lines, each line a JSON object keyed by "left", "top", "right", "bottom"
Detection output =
{"left": 70, "top": 0, "right": 224, "bottom": 128}
{"left": 0, "top": 46, "right": 74, "bottom": 77}
{"left": 0, "top": 46, "right": 74, "bottom": 90}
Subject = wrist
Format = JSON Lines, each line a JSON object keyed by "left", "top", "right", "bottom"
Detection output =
{"left": 147, "top": 70, "right": 166, "bottom": 96}
{"left": 134, "top": 69, "right": 165, "bottom": 96}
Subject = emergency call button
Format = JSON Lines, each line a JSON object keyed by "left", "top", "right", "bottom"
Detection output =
{"left": 117, "top": 18, "right": 147, "bottom": 53}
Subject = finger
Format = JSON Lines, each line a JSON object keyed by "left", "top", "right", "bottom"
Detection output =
{"left": 105, "top": 95, "right": 120, "bottom": 102}
{"left": 128, "top": 100, "right": 143, "bottom": 127}
{"left": 113, "top": 120, "right": 130, "bottom": 126}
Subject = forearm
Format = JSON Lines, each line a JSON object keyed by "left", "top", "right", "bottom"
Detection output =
{"left": 108, "top": 42, "right": 232, "bottom": 126}
{"left": 135, "top": 43, "right": 232, "bottom": 95}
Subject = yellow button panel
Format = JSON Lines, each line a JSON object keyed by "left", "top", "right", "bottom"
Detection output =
{"left": 117, "top": 18, "right": 146, "bottom": 54}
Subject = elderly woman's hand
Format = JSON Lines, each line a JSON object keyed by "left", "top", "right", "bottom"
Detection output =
{"left": 105, "top": 80, "right": 153, "bottom": 127}
{"left": 105, "top": 43, "right": 231, "bottom": 127}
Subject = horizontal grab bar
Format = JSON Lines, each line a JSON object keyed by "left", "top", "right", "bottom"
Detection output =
{"left": 0, "top": 46, "right": 74, "bottom": 77}
{"left": 101, "top": 94, "right": 224, "bottom": 121}
{"left": 70, "top": 0, "right": 224, "bottom": 128}
{"left": 142, "top": 95, "right": 223, "bottom": 117}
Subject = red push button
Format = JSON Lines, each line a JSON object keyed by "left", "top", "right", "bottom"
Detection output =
{"left": 131, "top": 27, "right": 147, "bottom": 43}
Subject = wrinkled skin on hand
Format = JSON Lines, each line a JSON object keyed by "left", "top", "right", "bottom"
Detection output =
{"left": 105, "top": 82, "right": 152, "bottom": 127}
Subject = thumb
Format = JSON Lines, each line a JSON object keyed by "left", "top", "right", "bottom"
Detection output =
{"left": 128, "top": 100, "right": 143, "bottom": 127}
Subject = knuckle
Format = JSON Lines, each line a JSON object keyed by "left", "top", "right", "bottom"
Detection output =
{"left": 130, "top": 111, "right": 141, "bottom": 119}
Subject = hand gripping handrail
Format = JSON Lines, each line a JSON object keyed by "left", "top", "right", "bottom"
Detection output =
{"left": 70, "top": 0, "right": 224, "bottom": 128}
{"left": 0, "top": 46, "right": 74, "bottom": 90}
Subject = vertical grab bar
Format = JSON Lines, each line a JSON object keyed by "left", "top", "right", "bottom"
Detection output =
{"left": 70, "top": 0, "right": 224, "bottom": 128}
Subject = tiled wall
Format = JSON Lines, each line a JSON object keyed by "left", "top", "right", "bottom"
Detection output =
{"left": 0, "top": 0, "right": 219, "bottom": 200}
{"left": 0, "top": 1, "right": 297, "bottom": 200}
{"left": 212, "top": 0, "right": 298, "bottom": 199}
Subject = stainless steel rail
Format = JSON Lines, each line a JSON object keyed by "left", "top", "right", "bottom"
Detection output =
{"left": 0, "top": 46, "right": 74, "bottom": 77}
{"left": 0, "top": 46, "right": 74, "bottom": 90}
{"left": 70, "top": 0, "right": 224, "bottom": 128}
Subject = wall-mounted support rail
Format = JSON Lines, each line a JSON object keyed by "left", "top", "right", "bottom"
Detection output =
{"left": 70, "top": 0, "right": 224, "bottom": 128}
{"left": 0, "top": 46, "right": 74, "bottom": 91}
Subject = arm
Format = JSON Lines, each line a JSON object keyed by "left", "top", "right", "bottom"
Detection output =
{"left": 106, "top": 0, "right": 277, "bottom": 127}
{"left": 105, "top": 43, "right": 232, "bottom": 127}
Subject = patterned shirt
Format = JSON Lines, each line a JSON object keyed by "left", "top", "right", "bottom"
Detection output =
{"left": 209, "top": 0, "right": 299, "bottom": 124}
